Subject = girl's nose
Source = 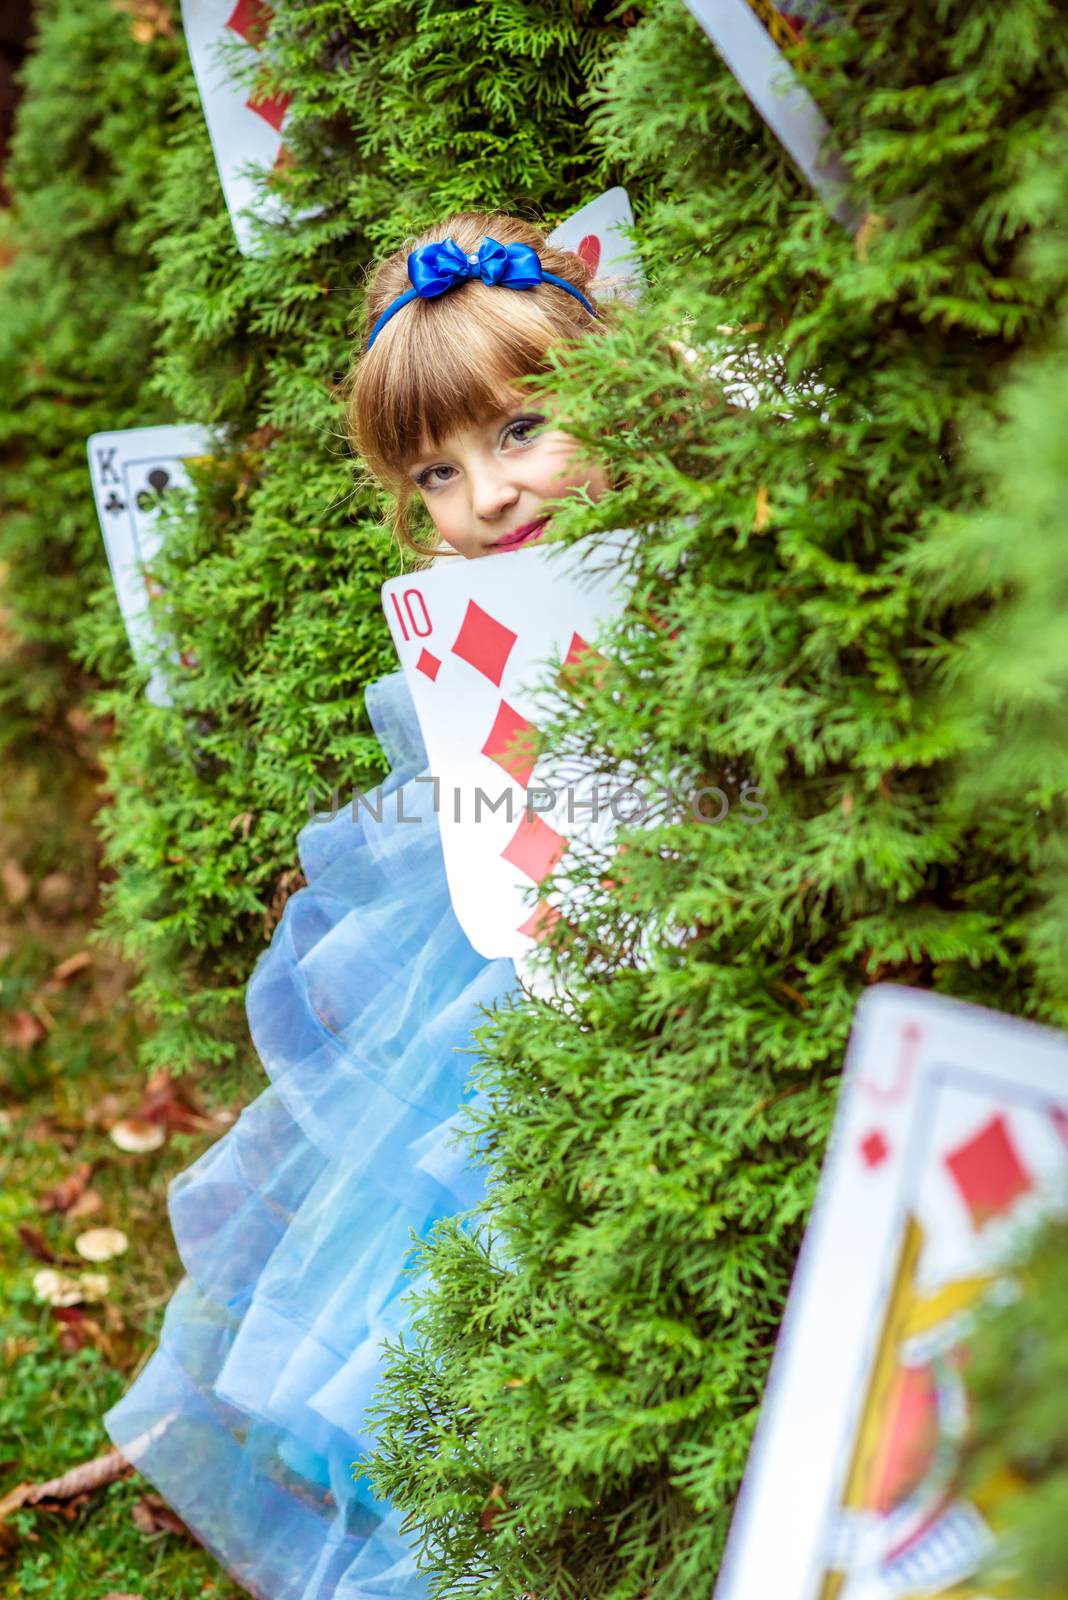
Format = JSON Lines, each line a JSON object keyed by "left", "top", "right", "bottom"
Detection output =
{"left": 470, "top": 465, "right": 520, "bottom": 521}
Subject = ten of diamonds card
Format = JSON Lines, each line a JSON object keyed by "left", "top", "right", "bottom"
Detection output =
{"left": 716, "top": 984, "right": 1068, "bottom": 1600}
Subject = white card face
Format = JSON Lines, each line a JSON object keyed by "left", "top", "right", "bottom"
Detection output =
{"left": 716, "top": 985, "right": 1068, "bottom": 1600}
{"left": 682, "top": 0, "right": 858, "bottom": 228}
{"left": 382, "top": 533, "right": 633, "bottom": 960}
{"left": 87, "top": 425, "right": 214, "bottom": 706}
{"left": 180, "top": 0, "right": 290, "bottom": 255}
{"left": 547, "top": 187, "right": 643, "bottom": 300}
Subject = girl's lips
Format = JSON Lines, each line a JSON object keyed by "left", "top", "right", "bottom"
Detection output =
{"left": 492, "top": 517, "right": 548, "bottom": 552}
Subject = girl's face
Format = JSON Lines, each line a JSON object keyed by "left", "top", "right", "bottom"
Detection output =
{"left": 404, "top": 401, "right": 608, "bottom": 559}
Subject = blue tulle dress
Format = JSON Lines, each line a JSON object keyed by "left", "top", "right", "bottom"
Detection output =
{"left": 105, "top": 669, "right": 516, "bottom": 1599}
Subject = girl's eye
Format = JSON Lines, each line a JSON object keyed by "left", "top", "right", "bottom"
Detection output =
{"left": 503, "top": 415, "right": 545, "bottom": 447}
{"left": 415, "top": 463, "right": 455, "bottom": 490}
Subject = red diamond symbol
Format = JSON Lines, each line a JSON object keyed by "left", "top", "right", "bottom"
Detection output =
{"left": 417, "top": 648, "right": 441, "bottom": 681}
{"left": 482, "top": 700, "right": 539, "bottom": 787}
{"left": 246, "top": 87, "right": 291, "bottom": 133}
{"left": 451, "top": 600, "right": 517, "bottom": 686}
{"left": 945, "top": 1113, "right": 1032, "bottom": 1228}
{"left": 557, "top": 630, "right": 608, "bottom": 690}
{"left": 860, "top": 1129, "right": 889, "bottom": 1168}
{"left": 518, "top": 901, "right": 561, "bottom": 942}
{"left": 225, "top": 0, "right": 273, "bottom": 47}
{"left": 501, "top": 813, "right": 566, "bottom": 884}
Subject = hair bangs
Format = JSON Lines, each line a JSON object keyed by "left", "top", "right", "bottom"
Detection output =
{"left": 351, "top": 280, "right": 572, "bottom": 485}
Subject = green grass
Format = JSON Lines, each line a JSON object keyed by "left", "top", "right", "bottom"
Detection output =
{"left": 0, "top": 706, "right": 248, "bottom": 1598}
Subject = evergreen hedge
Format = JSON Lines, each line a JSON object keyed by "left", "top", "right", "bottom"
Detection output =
{"left": 73, "top": 1, "right": 636, "bottom": 1082}
{"left": 3, "top": 0, "right": 1068, "bottom": 1595}
{"left": 0, "top": 0, "right": 185, "bottom": 744}
{"left": 967, "top": 1217, "right": 1068, "bottom": 1594}
{"left": 359, "top": 4, "right": 1068, "bottom": 1595}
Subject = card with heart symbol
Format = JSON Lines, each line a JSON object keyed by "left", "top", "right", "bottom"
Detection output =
{"left": 547, "top": 187, "right": 643, "bottom": 301}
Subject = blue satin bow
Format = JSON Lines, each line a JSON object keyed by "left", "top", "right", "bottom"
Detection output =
{"left": 407, "top": 236, "right": 544, "bottom": 298}
{"left": 366, "top": 234, "right": 596, "bottom": 349}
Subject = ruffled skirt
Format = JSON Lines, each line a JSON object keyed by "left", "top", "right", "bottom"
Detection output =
{"left": 105, "top": 671, "right": 516, "bottom": 1598}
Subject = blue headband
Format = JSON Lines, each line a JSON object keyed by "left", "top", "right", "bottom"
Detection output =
{"left": 366, "top": 235, "right": 597, "bottom": 349}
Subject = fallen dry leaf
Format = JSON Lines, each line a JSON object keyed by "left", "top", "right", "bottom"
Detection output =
{"left": 32, "top": 1268, "right": 110, "bottom": 1307}
{"left": 64, "top": 706, "right": 96, "bottom": 738}
{"left": 46, "top": 950, "right": 93, "bottom": 987}
{"left": 53, "top": 1309, "right": 112, "bottom": 1357}
{"left": 109, "top": 1119, "right": 166, "bottom": 1154}
{"left": 135, "top": 1067, "right": 229, "bottom": 1134}
{"left": 3, "top": 1010, "right": 46, "bottom": 1050}
{"left": 39, "top": 1162, "right": 93, "bottom": 1215}
{"left": 131, "top": 1492, "right": 190, "bottom": 1538}
{"left": 75, "top": 1227, "right": 128, "bottom": 1263}
{"left": 66, "top": 1187, "right": 104, "bottom": 1221}
{"left": 17, "top": 1224, "right": 58, "bottom": 1264}
{"left": 85, "top": 1092, "right": 124, "bottom": 1129}
{"left": 0, "top": 1482, "right": 28, "bottom": 1555}
{"left": 31, "top": 1446, "right": 131, "bottom": 1505}
{"left": 111, "top": 0, "right": 177, "bottom": 42}
{"left": 0, "top": 859, "right": 31, "bottom": 906}
{"left": 228, "top": 810, "right": 254, "bottom": 840}
{"left": 0, "top": 1448, "right": 132, "bottom": 1552}
{"left": 35, "top": 871, "right": 75, "bottom": 916}
{"left": 3, "top": 1336, "right": 37, "bottom": 1363}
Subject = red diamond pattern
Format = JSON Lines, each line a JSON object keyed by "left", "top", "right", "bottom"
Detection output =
{"left": 246, "top": 88, "right": 291, "bottom": 132}
{"left": 226, "top": 0, "right": 273, "bottom": 46}
{"left": 945, "top": 1113, "right": 1032, "bottom": 1228}
{"left": 451, "top": 600, "right": 517, "bottom": 687}
{"left": 860, "top": 1129, "right": 889, "bottom": 1169}
{"left": 518, "top": 901, "right": 561, "bottom": 942}
{"left": 482, "top": 700, "right": 539, "bottom": 787}
{"left": 501, "top": 813, "right": 566, "bottom": 884}
{"left": 557, "top": 630, "right": 608, "bottom": 690}
{"left": 417, "top": 648, "right": 441, "bottom": 682}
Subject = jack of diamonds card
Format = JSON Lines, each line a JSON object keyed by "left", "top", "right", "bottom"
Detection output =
{"left": 181, "top": 0, "right": 292, "bottom": 255}
{"left": 715, "top": 984, "right": 1068, "bottom": 1600}
{"left": 381, "top": 532, "right": 633, "bottom": 963}
{"left": 87, "top": 424, "right": 213, "bottom": 707}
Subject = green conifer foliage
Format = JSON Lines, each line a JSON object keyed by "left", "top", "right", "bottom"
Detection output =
{"left": 359, "top": 6, "right": 1068, "bottom": 1595}
{"left": 6, "top": 0, "right": 1068, "bottom": 1589}
{"left": 0, "top": 0, "right": 184, "bottom": 741}
{"left": 918, "top": 212, "right": 1068, "bottom": 1594}
{"left": 965, "top": 1217, "right": 1068, "bottom": 1594}
{"left": 71, "top": 2, "right": 633, "bottom": 1080}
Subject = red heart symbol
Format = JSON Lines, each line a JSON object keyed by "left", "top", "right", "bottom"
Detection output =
{"left": 576, "top": 233, "right": 601, "bottom": 275}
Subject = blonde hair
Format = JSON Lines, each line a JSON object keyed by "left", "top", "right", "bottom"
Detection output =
{"left": 346, "top": 212, "right": 600, "bottom": 555}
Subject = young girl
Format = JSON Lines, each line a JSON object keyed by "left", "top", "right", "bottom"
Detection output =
{"left": 105, "top": 212, "right": 606, "bottom": 1600}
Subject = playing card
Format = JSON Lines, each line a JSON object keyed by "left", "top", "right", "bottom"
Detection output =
{"left": 87, "top": 424, "right": 213, "bottom": 706}
{"left": 547, "top": 187, "right": 643, "bottom": 300}
{"left": 381, "top": 533, "right": 633, "bottom": 962}
{"left": 181, "top": 0, "right": 292, "bottom": 255}
{"left": 716, "top": 984, "right": 1068, "bottom": 1600}
{"left": 682, "top": 0, "right": 859, "bottom": 228}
